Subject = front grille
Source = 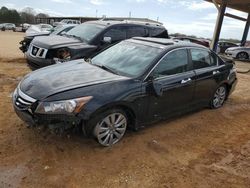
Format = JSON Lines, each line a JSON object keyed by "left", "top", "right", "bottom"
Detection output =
{"left": 15, "top": 89, "right": 36, "bottom": 111}
{"left": 29, "top": 44, "right": 48, "bottom": 58}
{"left": 15, "top": 96, "right": 33, "bottom": 110}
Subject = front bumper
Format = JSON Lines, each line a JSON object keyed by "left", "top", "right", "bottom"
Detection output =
{"left": 225, "top": 51, "right": 237, "bottom": 59}
{"left": 26, "top": 52, "right": 55, "bottom": 70}
{"left": 13, "top": 102, "right": 81, "bottom": 130}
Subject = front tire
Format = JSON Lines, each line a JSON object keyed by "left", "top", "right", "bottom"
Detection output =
{"left": 236, "top": 52, "right": 249, "bottom": 60}
{"left": 84, "top": 109, "right": 128, "bottom": 146}
{"left": 210, "top": 85, "right": 227, "bottom": 109}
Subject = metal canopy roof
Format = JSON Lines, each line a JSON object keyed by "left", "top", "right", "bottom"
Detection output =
{"left": 206, "top": 0, "right": 250, "bottom": 13}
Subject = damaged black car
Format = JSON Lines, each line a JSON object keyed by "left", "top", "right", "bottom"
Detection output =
{"left": 13, "top": 37, "right": 237, "bottom": 146}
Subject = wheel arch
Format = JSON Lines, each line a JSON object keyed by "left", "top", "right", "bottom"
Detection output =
{"left": 88, "top": 102, "right": 137, "bottom": 130}
{"left": 217, "top": 81, "right": 231, "bottom": 100}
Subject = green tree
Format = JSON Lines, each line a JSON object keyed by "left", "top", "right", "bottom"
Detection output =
{"left": 0, "top": 6, "right": 21, "bottom": 24}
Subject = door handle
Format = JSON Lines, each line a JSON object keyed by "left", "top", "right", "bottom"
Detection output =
{"left": 213, "top": 70, "right": 220, "bottom": 75}
{"left": 181, "top": 78, "right": 192, "bottom": 84}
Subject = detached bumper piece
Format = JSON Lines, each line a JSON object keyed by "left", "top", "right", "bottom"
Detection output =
{"left": 19, "top": 40, "right": 30, "bottom": 53}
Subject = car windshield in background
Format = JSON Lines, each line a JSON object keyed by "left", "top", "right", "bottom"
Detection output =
{"left": 50, "top": 25, "right": 63, "bottom": 34}
{"left": 61, "top": 20, "right": 68, "bottom": 23}
{"left": 91, "top": 41, "right": 163, "bottom": 77}
{"left": 50, "top": 25, "right": 74, "bottom": 35}
{"left": 66, "top": 23, "right": 105, "bottom": 42}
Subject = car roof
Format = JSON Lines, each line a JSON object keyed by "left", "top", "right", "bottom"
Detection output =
{"left": 85, "top": 20, "right": 165, "bottom": 28}
{"left": 128, "top": 37, "right": 207, "bottom": 50}
{"left": 173, "top": 36, "right": 208, "bottom": 42}
{"left": 61, "top": 19, "right": 79, "bottom": 21}
{"left": 59, "top": 24, "right": 78, "bottom": 28}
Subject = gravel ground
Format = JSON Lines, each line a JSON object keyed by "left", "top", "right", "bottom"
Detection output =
{"left": 0, "top": 31, "right": 250, "bottom": 188}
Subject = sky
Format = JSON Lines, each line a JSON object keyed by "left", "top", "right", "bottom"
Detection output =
{"left": 0, "top": 0, "right": 249, "bottom": 40}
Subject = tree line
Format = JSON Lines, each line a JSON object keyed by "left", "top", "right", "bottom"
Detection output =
{"left": 0, "top": 6, "right": 49, "bottom": 25}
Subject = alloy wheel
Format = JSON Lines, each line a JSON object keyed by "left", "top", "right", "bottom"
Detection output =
{"left": 94, "top": 112, "right": 127, "bottom": 146}
{"left": 213, "top": 86, "right": 226, "bottom": 108}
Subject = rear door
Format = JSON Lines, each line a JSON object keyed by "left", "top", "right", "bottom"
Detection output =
{"left": 190, "top": 48, "right": 224, "bottom": 105}
{"left": 126, "top": 26, "right": 148, "bottom": 38}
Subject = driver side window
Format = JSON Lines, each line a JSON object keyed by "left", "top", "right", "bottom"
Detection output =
{"left": 153, "top": 49, "right": 188, "bottom": 78}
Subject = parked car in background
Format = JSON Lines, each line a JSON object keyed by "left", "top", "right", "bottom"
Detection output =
{"left": 173, "top": 37, "right": 210, "bottom": 48}
{"left": 217, "top": 41, "right": 238, "bottom": 54}
{"left": 0, "top": 23, "right": 16, "bottom": 31}
{"left": 20, "top": 24, "right": 76, "bottom": 53}
{"left": 25, "top": 24, "right": 53, "bottom": 35}
{"left": 225, "top": 46, "right": 250, "bottom": 60}
{"left": 26, "top": 20, "right": 169, "bottom": 69}
{"left": 13, "top": 37, "right": 237, "bottom": 146}
{"left": 14, "top": 23, "right": 31, "bottom": 32}
{"left": 53, "top": 19, "right": 81, "bottom": 27}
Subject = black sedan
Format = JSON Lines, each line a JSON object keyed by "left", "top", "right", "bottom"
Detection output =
{"left": 13, "top": 37, "right": 237, "bottom": 146}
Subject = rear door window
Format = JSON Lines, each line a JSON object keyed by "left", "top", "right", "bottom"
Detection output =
{"left": 126, "top": 26, "right": 147, "bottom": 38}
{"left": 150, "top": 28, "right": 168, "bottom": 38}
{"left": 191, "top": 49, "right": 217, "bottom": 69}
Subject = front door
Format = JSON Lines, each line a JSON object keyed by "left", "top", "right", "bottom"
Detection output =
{"left": 146, "top": 48, "right": 195, "bottom": 120}
{"left": 99, "top": 26, "right": 127, "bottom": 51}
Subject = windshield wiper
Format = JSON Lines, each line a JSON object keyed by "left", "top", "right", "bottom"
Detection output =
{"left": 65, "top": 34, "right": 82, "bottom": 41}
{"left": 92, "top": 63, "right": 120, "bottom": 75}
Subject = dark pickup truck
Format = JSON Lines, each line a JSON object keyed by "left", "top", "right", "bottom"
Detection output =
{"left": 20, "top": 24, "right": 76, "bottom": 53}
{"left": 26, "top": 20, "right": 169, "bottom": 69}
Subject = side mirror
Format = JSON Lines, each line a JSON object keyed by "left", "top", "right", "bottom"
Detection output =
{"left": 147, "top": 75, "right": 163, "bottom": 97}
{"left": 153, "top": 82, "right": 163, "bottom": 97}
{"left": 103, "top": 36, "right": 112, "bottom": 44}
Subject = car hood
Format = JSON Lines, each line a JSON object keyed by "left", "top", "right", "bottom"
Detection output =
{"left": 26, "top": 32, "right": 50, "bottom": 37}
{"left": 20, "top": 60, "right": 129, "bottom": 100}
{"left": 31, "top": 35, "right": 84, "bottom": 49}
{"left": 25, "top": 32, "right": 50, "bottom": 39}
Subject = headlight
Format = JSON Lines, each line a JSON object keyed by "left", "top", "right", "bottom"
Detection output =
{"left": 35, "top": 96, "right": 92, "bottom": 114}
{"left": 56, "top": 48, "right": 71, "bottom": 60}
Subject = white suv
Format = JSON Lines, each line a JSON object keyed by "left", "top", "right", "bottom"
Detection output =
{"left": 0, "top": 23, "right": 16, "bottom": 31}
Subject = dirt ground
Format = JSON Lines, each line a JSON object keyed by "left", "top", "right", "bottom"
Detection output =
{"left": 0, "top": 31, "right": 250, "bottom": 188}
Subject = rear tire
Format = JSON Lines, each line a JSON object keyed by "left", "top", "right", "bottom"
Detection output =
{"left": 210, "top": 85, "right": 227, "bottom": 109}
{"left": 83, "top": 108, "right": 128, "bottom": 146}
